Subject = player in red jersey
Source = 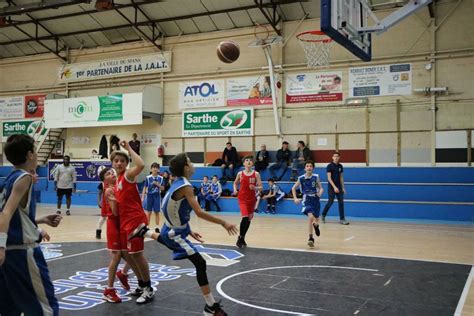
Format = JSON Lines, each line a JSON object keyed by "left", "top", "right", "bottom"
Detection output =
{"left": 98, "top": 167, "right": 126, "bottom": 303}
{"left": 111, "top": 140, "right": 153, "bottom": 304}
{"left": 233, "top": 156, "right": 262, "bottom": 248}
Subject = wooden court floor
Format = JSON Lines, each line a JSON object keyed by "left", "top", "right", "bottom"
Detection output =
{"left": 36, "top": 205, "right": 474, "bottom": 315}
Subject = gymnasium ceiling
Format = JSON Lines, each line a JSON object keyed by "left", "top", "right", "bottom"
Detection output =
{"left": 0, "top": 0, "right": 318, "bottom": 60}
{"left": 0, "top": 0, "right": 437, "bottom": 60}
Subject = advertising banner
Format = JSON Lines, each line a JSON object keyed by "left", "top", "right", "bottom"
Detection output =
{"left": 179, "top": 80, "right": 225, "bottom": 109}
{"left": 226, "top": 75, "right": 274, "bottom": 106}
{"left": 58, "top": 52, "right": 171, "bottom": 82}
{"left": 183, "top": 108, "right": 253, "bottom": 137}
{"left": 24, "top": 95, "right": 46, "bottom": 118}
{"left": 63, "top": 94, "right": 123, "bottom": 124}
{"left": 45, "top": 93, "right": 142, "bottom": 128}
{"left": 0, "top": 96, "right": 24, "bottom": 119}
{"left": 286, "top": 71, "right": 343, "bottom": 103}
{"left": 2, "top": 119, "right": 47, "bottom": 141}
{"left": 48, "top": 159, "right": 112, "bottom": 182}
{"left": 349, "top": 64, "right": 412, "bottom": 97}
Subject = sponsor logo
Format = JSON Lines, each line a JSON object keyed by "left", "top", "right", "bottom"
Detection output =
{"left": 183, "top": 82, "right": 219, "bottom": 97}
{"left": 68, "top": 101, "right": 93, "bottom": 118}
{"left": 220, "top": 110, "right": 248, "bottom": 129}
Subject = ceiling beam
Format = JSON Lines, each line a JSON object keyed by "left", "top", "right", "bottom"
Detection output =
{"left": 255, "top": 0, "right": 282, "bottom": 35}
{"left": 13, "top": 25, "right": 66, "bottom": 60}
{"left": 114, "top": 7, "right": 162, "bottom": 50}
{"left": 0, "top": 0, "right": 91, "bottom": 17}
{"left": 0, "top": 0, "right": 303, "bottom": 46}
{"left": 8, "top": 0, "right": 68, "bottom": 61}
{"left": 0, "top": 0, "right": 165, "bottom": 28}
{"left": 131, "top": 0, "right": 165, "bottom": 39}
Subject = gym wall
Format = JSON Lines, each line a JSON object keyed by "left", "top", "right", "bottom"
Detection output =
{"left": 0, "top": 0, "right": 472, "bottom": 166}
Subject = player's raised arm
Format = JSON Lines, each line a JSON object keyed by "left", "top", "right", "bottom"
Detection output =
{"left": 121, "top": 140, "right": 144, "bottom": 181}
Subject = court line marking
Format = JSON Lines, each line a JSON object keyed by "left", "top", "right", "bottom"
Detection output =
{"left": 47, "top": 247, "right": 108, "bottom": 262}
{"left": 208, "top": 242, "right": 473, "bottom": 266}
{"left": 216, "top": 265, "right": 378, "bottom": 315}
{"left": 454, "top": 265, "right": 474, "bottom": 316}
{"left": 46, "top": 240, "right": 154, "bottom": 262}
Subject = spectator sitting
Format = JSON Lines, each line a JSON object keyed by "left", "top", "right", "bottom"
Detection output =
{"left": 291, "top": 140, "right": 311, "bottom": 181}
{"left": 221, "top": 142, "right": 239, "bottom": 181}
{"left": 261, "top": 178, "right": 286, "bottom": 214}
{"left": 255, "top": 144, "right": 270, "bottom": 173}
{"left": 269, "top": 141, "right": 292, "bottom": 181}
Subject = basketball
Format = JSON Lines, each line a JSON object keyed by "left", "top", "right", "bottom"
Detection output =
{"left": 217, "top": 41, "right": 240, "bottom": 63}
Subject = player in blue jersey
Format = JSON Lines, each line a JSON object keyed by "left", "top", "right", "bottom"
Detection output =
{"left": 129, "top": 153, "right": 237, "bottom": 315}
{"left": 208, "top": 175, "right": 222, "bottom": 212}
{"left": 0, "top": 134, "right": 63, "bottom": 315}
{"left": 198, "top": 176, "right": 212, "bottom": 211}
{"left": 141, "top": 162, "right": 164, "bottom": 232}
{"left": 291, "top": 160, "right": 324, "bottom": 247}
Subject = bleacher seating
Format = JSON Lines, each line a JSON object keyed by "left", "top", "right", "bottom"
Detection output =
{"left": 1, "top": 166, "right": 473, "bottom": 222}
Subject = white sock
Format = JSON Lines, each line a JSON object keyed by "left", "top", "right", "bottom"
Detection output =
{"left": 204, "top": 293, "right": 215, "bottom": 306}
{"left": 144, "top": 231, "right": 153, "bottom": 239}
{"left": 97, "top": 217, "right": 106, "bottom": 230}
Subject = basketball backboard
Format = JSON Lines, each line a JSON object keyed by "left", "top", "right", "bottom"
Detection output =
{"left": 321, "top": 0, "right": 432, "bottom": 62}
{"left": 321, "top": 0, "right": 372, "bottom": 61}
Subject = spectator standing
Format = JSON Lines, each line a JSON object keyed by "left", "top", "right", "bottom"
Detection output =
{"left": 322, "top": 152, "right": 349, "bottom": 225}
{"left": 54, "top": 155, "right": 77, "bottom": 216}
{"left": 129, "top": 133, "right": 140, "bottom": 156}
{"left": 269, "top": 141, "right": 292, "bottom": 180}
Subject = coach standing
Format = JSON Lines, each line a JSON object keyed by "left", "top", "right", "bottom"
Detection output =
{"left": 55, "top": 155, "right": 77, "bottom": 216}
{"left": 322, "top": 152, "right": 349, "bottom": 225}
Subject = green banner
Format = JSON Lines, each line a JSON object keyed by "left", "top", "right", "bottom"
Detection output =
{"left": 2, "top": 120, "right": 47, "bottom": 139}
{"left": 183, "top": 109, "right": 253, "bottom": 137}
{"left": 98, "top": 95, "right": 123, "bottom": 121}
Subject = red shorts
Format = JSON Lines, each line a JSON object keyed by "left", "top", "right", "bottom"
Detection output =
{"left": 106, "top": 217, "right": 124, "bottom": 251}
{"left": 239, "top": 199, "right": 256, "bottom": 219}
{"left": 120, "top": 216, "right": 147, "bottom": 254}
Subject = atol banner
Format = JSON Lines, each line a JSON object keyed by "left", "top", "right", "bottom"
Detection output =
{"left": 2, "top": 119, "right": 47, "bottom": 141}
{"left": 58, "top": 52, "right": 171, "bottom": 82}
{"left": 349, "top": 64, "right": 412, "bottom": 97}
{"left": 24, "top": 95, "right": 46, "bottom": 118}
{"left": 0, "top": 96, "right": 24, "bottom": 119}
{"left": 48, "top": 159, "right": 112, "bottom": 182}
{"left": 226, "top": 75, "right": 274, "bottom": 106}
{"left": 45, "top": 93, "right": 142, "bottom": 128}
{"left": 182, "top": 108, "right": 253, "bottom": 137}
{"left": 179, "top": 80, "right": 225, "bottom": 109}
{"left": 286, "top": 71, "right": 343, "bottom": 103}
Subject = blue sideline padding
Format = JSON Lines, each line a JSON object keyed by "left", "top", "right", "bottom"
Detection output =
{"left": 1, "top": 165, "right": 472, "bottom": 222}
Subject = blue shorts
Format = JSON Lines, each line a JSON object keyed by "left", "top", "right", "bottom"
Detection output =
{"left": 145, "top": 194, "right": 161, "bottom": 212}
{"left": 160, "top": 224, "right": 197, "bottom": 260}
{"left": 0, "top": 246, "right": 59, "bottom": 316}
{"left": 302, "top": 195, "right": 321, "bottom": 217}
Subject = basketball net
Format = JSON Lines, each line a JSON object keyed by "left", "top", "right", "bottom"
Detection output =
{"left": 296, "top": 30, "right": 332, "bottom": 68}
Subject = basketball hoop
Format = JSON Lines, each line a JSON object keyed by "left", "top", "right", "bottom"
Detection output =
{"left": 296, "top": 30, "right": 332, "bottom": 68}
